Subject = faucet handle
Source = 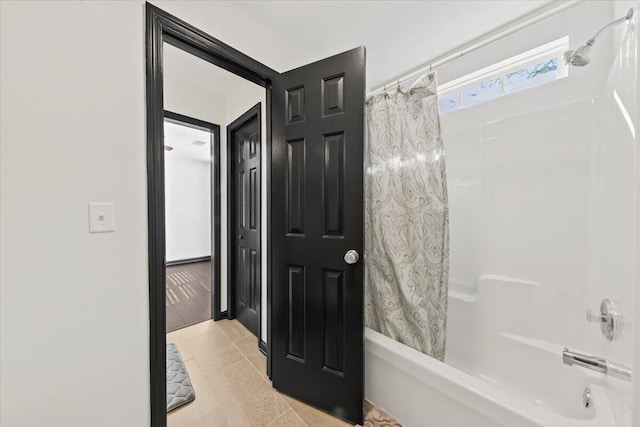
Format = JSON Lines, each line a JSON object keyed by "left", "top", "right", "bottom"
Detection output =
{"left": 586, "top": 298, "right": 617, "bottom": 341}
{"left": 586, "top": 309, "right": 606, "bottom": 323}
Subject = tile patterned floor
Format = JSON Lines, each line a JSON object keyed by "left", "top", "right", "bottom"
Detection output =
{"left": 167, "top": 319, "right": 401, "bottom": 427}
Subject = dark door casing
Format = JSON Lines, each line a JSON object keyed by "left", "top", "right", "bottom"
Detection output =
{"left": 271, "top": 47, "right": 366, "bottom": 424}
{"left": 228, "top": 104, "right": 261, "bottom": 337}
{"left": 147, "top": 6, "right": 367, "bottom": 425}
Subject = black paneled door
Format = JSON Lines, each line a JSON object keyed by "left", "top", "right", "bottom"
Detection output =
{"left": 230, "top": 105, "right": 261, "bottom": 337}
{"left": 272, "top": 47, "right": 366, "bottom": 424}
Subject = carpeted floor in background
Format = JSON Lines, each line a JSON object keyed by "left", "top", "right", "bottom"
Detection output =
{"left": 166, "top": 261, "right": 211, "bottom": 332}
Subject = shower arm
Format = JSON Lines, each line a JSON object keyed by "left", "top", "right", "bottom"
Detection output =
{"left": 585, "top": 8, "right": 634, "bottom": 47}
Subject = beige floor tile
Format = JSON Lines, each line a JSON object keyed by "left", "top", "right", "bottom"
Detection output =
{"left": 246, "top": 353, "right": 268, "bottom": 377}
{"left": 232, "top": 334, "right": 268, "bottom": 376}
{"left": 185, "top": 329, "right": 230, "bottom": 358}
{"left": 204, "top": 366, "right": 254, "bottom": 427}
{"left": 280, "top": 394, "right": 351, "bottom": 427}
{"left": 234, "top": 334, "right": 262, "bottom": 357}
{"left": 167, "top": 321, "right": 219, "bottom": 362}
{"left": 188, "top": 330, "right": 245, "bottom": 377}
{"left": 168, "top": 339, "right": 194, "bottom": 362}
{"left": 167, "top": 359, "right": 219, "bottom": 427}
{"left": 167, "top": 321, "right": 401, "bottom": 427}
{"left": 218, "top": 359, "right": 289, "bottom": 426}
{"left": 194, "top": 343, "right": 245, "bottom": 378}
{"left": 168, "top": 320, "right": 218, "bottom": 342}
{"left": 183, "top": 406, "right": 233, "bottom": 427}
{"left": 266, "top": 409, "right": 307, "bottom": 427}
{"left": 216, "top": 318, "right": 251, "bottom": 341}
{"left": 279, "top": 394, "right": 309, "bottom": 415}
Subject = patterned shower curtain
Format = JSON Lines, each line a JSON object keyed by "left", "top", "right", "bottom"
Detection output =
{"left": 365, "top": 73, "right": 449, "bottom": 361}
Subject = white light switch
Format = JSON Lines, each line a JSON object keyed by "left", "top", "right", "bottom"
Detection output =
{"left": 88, "top": 203, "right": 116, "bottom": 233}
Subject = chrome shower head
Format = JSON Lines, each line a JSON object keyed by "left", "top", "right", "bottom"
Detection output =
{"left": 563, "top": 42, "right": 593, "bottom": 67}
{"left": 564, "top": 8, "right": 634, "bottom": 67}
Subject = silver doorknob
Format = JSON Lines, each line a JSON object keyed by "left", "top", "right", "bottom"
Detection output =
{"left": 239, "top": 235, "right": 243, "bottom": 239}
{"left": 344, "top": 249, "right": 359, "bottom": 265}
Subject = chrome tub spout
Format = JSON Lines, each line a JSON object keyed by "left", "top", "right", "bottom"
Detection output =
{"left": 563, "top": 348, "right": 631, "bottom": 382}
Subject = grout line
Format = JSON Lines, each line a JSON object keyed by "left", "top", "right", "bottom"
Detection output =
{"left": 175, "top": 320, "right": 316, "bottom": 427}
{"left": 191, "top": 322, "right": 289, "bottom": 426}
{"left": 216, "top": 321, "right": 253, "bottom": 344}
{"left": 215, "top": 322, "right": 241, "bottom": 342}
{"left": 265, "top": 409, "right": 308, "bottom": 427}
{"left": 167, "top": 320, "right": 219, "bottom": 344}
{"left": 221, "top": 322, "right": 309, "bottom": 426}
{"left": 222, "top": 322, "right": 350, "bottom": 426}
{"left": 287, "top": 408, "right": 308, "bottom": 426}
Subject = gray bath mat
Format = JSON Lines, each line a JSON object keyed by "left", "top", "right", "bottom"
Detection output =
{"left": 166, "top": 343, "right": 195, "bottom": 412}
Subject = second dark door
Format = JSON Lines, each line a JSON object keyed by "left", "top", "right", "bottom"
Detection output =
{"left": 228, "top": 104, "right": 261, "bottom": 337}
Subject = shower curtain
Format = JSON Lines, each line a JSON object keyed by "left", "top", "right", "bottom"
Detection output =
{"left": 365, "top": 73, "right": 449, "bottom": 361}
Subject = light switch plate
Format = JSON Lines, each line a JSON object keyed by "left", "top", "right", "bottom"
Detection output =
{"left": 88, "top": 203, "right": 116, "bottom": 233}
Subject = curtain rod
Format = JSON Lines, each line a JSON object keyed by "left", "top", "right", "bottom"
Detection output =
{"left": 367, "top": 0, "right": 582, "bottom": 97}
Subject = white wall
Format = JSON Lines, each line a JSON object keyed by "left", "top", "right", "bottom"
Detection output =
{"left": 164, "top": 122, "right": 212, "bottom": 262}
{"left": 225, "top": 81, "right": 268, "bottom": 341}
{"left": 0, "top": 2, "right": 149, "bottom": 426}
{"left": 164, "top": 152, "right": 211, "bottom": 261}
{"left": 164, "top": 76, "right": 227, "bottom": 127}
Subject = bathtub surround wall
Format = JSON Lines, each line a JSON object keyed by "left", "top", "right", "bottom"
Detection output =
{"left": 365, "top": 2, "right": 639, "bottom": 426}
{"left": 365, "top": 74, "right": 449, "bottom": 360}
{"left": 589, "top": 11, "right": 638, "bottom": 425}
{"left": 439, "top": 0, "right": 633, "bottom": 343}
{"left": 627, "top": 4, "right": 640, "bottom": 427}
{"left": 440, "top": 1, "right": 637, "bottom": 425}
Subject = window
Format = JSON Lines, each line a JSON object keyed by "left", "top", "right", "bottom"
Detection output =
{"left": 437, "top": 37, "right": 569, "bottom": 114}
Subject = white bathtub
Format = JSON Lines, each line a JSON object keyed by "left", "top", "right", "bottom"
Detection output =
{"left": 364, "top": 277, "right": 630, "bottom": 427}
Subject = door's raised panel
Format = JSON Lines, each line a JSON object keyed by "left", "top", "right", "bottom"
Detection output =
{"left": 238, "top": 171, "right": 246, "bottom": 229}
{"left": 249, "top": 167, "right": 257, "bottom": 230}
{"left": 322, "top": 74, "right": 344, "bottom": 117}
{"left": 322, "top": 133, "right": 344, "bottom": 238}
{"left": 322, "top": 269, "right": 344, "bottom": 375}
{"left": 288, "top": 265, "right": 306, "bottom": 361}
{"left": 287, "top": 139, "right": 305, "bottom": 235}
{"left": 239, "top": 247, "right": 248, "bottom": 305}
{"left": 249, "top": 132, "right": 258, "bottom": 158}
{"left": 286, "top": 86, "right": 305, "bottom": 124}
{"left": 249, "top": 249, "right": 257, "bottom": 310}
{"left": 238, "top": 138, "right": 245, "bottom": 163}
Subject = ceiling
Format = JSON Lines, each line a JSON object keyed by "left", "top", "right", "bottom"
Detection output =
{"left": 164, "top": 121, "right": 212, "bottom": 162}
{"left": 155, "top": 0, "right": 554, "bottom": 92}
